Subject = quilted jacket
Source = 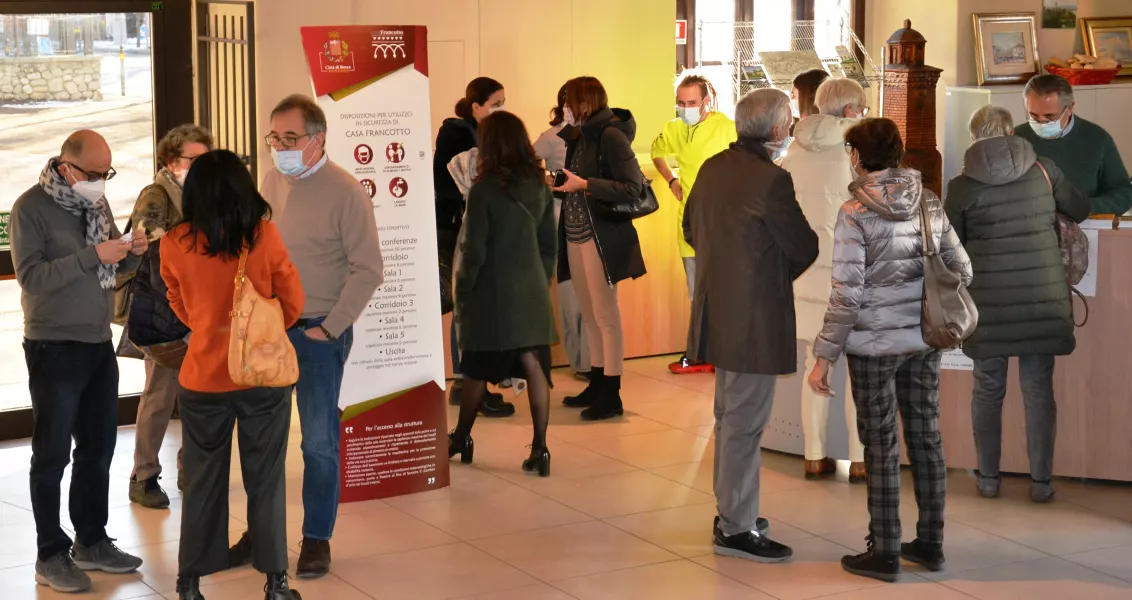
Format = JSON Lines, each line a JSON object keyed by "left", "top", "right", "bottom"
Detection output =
{"left": 814, "top": 168, "right": 973, "bottom": 361}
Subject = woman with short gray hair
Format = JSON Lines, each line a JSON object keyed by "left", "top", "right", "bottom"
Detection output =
{"left": 945, "top": 106, "right": 1089, "bottom": 504}
{"left": 779, "top": 77, "right": 870, "bottom": 483}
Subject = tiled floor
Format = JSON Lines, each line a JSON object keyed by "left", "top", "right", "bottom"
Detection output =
{"left": 1, "top": 355, "right": 1131, "bottom": 599}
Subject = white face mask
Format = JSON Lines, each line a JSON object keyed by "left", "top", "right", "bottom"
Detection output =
{"left": 71, "top": 179, "right": 106, "bottom": 203}
{"left": 271, "top": 147, "right": 309, "bottom": 176}
{"left": 488, "top": 104, "right": 506, "bottom": 114}
{"left": 563, "top": 106, "right": 576, "bottom": 127}
{"left": 677, "top": 106, "right": 702, "bottom": 127}
{"left": 173, "top": 169, "right": 188, "bottom": 186}
{"left": 1028, "top": 117, "right": 1065, "bottom": 140}
{"left": 790, "top": 98, "right": 801, "bottom": 119}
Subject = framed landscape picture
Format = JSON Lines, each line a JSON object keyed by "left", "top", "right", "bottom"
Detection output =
{"left": 1082, "top": 16, "right": 1132, "bottom": 77}
{"left": 973, "top": 13, "right": 1041, "bottom": 85}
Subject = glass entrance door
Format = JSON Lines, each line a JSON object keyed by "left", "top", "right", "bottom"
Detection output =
{"left": 0, "top": 1, "right": 193, "bottom": 439}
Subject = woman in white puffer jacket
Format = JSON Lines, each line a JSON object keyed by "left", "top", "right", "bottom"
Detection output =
{"left": 779, "top": 77, "right": 870, "bottom": 482}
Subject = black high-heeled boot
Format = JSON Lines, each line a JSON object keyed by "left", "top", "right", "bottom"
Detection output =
{"left": 563, "top": 367, "right": 603, "bottom": 407}
{"left": 177, "top": 575, "right": 205, "bottom": 600}
{"left": 581, "top": 375, "right": 624, "bottom": 421}
{"left": 265, "top": 572, "right": 302, "bottom": 600}
{"left": 521, "top": 446, "right": 551, "bottom": 477}
{"left": 448, "top": 431, "right": 474, "bottom": 464}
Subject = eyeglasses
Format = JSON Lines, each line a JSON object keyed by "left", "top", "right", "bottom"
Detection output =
{"left": 1029, "top": 107, "right": 1067, "bottom": 124}
{"left": 178, "top": 154, "right": 205, "bottom": 164}
{"left": 264, "top": 133, "right": 311, "bottom": 149}
{"left": 64, "top": 162, "right": 116, "bottom": 182}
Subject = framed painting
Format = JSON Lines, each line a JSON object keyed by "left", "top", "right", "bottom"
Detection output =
{"left": 973, "top": 13, "right": 1041, "bottom": 85}
{"left": 1082, "top": 17, "right": 1132, "bottom": 77}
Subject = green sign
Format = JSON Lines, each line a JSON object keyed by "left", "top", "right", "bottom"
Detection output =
{"left": 0, "top": 212, "right": 9, "bottom": 251}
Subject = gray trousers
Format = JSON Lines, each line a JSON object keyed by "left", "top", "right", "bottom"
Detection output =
{"left": 682, "top": 257, "right": 696, "bottom": 300}
{"left": 132, "top": 359, "right": 182, "bottom": 481}
{"left": 713, "top": 369, "right": 776, "bottom": 536}
{"left": 972, "top": 355, "right": 1057, "bottom": 481}
{"left": 179, "top": 386, "right": 291, "bottom": 577}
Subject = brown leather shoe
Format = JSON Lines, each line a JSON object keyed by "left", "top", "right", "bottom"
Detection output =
{"left": 804, "top": 458, "right": 837, "bottom": 480}
{"left": 849, "top": 462, "right": 867, "bottom": 484}
{"left": 296, "top": 538, "right": 330, "bottom": 579}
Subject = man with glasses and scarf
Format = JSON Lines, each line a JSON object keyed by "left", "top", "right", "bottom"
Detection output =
{"left": 10, "top": 129, "right": 149, "bottom": 593}
{"left": 227, "top": 94, "right": 384, "bottom": 579}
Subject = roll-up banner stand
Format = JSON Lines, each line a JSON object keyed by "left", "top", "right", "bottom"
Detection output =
{"left": 299, "top": 25, "right": 448, "bottom": 502}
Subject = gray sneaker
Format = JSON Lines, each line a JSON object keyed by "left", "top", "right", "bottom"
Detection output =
{"left": 1031, "top": 480, "right": 1056, "bottom": 503}
{"left": 35, "top": 552, "right": 92, "bottom": 593}
{"left": 129, "top": 475, "right": 171, "bottom": 509}
{"left": 72, "top": 538, "right": 143, "bottom": 574}
{"left": 976, "top": 474, "right": 1001, "bottom": 498}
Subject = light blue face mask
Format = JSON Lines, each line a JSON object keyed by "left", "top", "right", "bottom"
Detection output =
{"left": 271, "top": 147, "right": 308, "bottom": 176}
{"left": 1028, "top": 112, "right": 1066, "bottom": 140}
{"left": 677, "top": 106, "right": 702, "bottom": 127}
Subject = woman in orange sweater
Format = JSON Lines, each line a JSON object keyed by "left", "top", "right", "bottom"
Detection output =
{"left": 160, "top": 150, "right": 305, "bottom": 600}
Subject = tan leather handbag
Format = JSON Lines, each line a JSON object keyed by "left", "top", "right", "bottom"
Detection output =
{"left": 919, "top": 200, "right": 978, "bottom": 350}
{"left": 228, "top": 247, "right": 299, "bottom": 387}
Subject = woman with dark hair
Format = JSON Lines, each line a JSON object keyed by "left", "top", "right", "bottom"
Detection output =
{"left": 790, "top": 68, "right": 830, "bottom": 134}
{"left": 434, "top": 76, "right": 514, "bottom": 417}
{"left": 125, "top": 124, "right": 213, "bottom": 508}
{"left": 807, "top": 119, "right": 971, "bottom": 583}
{"left": 160, "top": 150, "right": 305, "bottom": 600}
{"left": 553, "top": 76, "right": 647, "bottom": 421}
{"left": 447, "top": 111, "right": 558, "bottom": 476}
{"left": 533, "top": 84, "right": 590, "bottom": 382}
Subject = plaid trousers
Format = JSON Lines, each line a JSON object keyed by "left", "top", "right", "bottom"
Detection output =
{"left": 847, "top": 351, "right": 946, "bottom": 554}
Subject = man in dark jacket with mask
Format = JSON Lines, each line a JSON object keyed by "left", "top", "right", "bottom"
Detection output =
{"left": 946, "top": 105, "right": 1090, "bottom": 503}
{"left": 684, "top": 88, "right": 818, "bottom": 563}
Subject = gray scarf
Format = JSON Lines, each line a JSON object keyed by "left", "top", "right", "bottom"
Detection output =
{"left": 39, "top": 158, "right": 117, "bottom": 289}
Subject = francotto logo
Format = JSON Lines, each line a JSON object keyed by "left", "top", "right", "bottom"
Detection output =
{"left": 371, "top": 30, "right": 407, "bottom": 59}
{"left": 320, "top": 31, "right": 355, "bottom": 73}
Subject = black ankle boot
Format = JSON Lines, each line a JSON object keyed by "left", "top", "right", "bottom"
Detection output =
{"left": 178, "top": 575, "right": 205, "bottom": 600}
{"left": 564, "top": 367, "right": 604, "bottom": 407}
{"left": 841, "top": 536, "right": 901, "bottom": 582}
{"left": 448, "top": 431, "right": 474, "bottom": 464}
{"left": 478, "top": 391, "right": 516, "bottom": 418}
{"left": 265, "top": 572, "right": 302, "bottom": 600}
{"left": 581, "top": 375, "right": 624, "bottom": 421}
{"left": 522, "top": 446, "right": 551, "bottom": 477}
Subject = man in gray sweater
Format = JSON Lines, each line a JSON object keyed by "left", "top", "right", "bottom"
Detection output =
{"left": 10, "top": 130, "right": 149, "bottom": 593}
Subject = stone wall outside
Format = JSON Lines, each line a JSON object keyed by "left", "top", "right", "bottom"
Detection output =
{"left": 0, "top": 56, "right": 103, "bottom": 103}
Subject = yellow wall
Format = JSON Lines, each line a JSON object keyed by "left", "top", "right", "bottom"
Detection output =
{"left": 249, "top": 0, "right": 674, "bottom": 181}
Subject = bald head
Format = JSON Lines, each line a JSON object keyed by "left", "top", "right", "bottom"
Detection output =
{"left": 58, "top": 130, "right": 112, "bottom": 186}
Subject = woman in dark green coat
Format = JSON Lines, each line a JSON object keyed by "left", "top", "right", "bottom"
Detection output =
{"left": 449, "top": 110, "right": 558, "bottom": 476}
{"left": 944, "top": 105, "right": 1090, "bottom": 503}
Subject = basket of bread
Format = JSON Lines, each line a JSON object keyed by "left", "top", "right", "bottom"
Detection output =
{"left": 1044, "top": 54, "right": 1121, "bottom": 85}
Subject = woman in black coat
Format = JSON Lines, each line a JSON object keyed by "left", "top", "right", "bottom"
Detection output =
{"left": 448, "top": 111, "right": 558, "bottom": 476}
{"left": 433, "top": 77, "right": 514, "bottom": 417}
{"left": 552, "top": 76, "right": 646, "bottom": 421}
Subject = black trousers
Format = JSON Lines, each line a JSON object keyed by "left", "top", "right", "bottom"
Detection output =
{"left": 25, "top": 339, "right": 119, "bottom": 561}
{"left": 178, "top": 386, "right": 292, "bottom": 577}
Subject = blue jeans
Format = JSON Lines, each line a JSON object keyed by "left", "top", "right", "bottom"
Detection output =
{"left": 287, "top": 318, "right": 353, "bottom": 540}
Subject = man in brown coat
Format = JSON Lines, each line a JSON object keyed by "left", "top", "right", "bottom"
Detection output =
{"left": 684, "top": 88, "right": 819, "bottom": 564}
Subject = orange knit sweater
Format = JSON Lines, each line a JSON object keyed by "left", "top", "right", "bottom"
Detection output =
{"left": 160, "top": 221, "right": 304, "bottom": 393}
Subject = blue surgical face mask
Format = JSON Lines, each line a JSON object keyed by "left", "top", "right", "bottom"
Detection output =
{"left": 677, "top": 106, "right": 702, "bottom": 127}
{"left": 1028, "top": 112, "right": 1066, "bottom": 140}
{"left": 271, "top": 147, "right": 308, "bottom": 176}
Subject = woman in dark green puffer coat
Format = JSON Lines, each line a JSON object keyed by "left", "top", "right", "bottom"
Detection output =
{"left": 448, "top": 110, "right": 559, "bottom": 477}
{"left": 944, "top": 105, "right": 1090, "bottom": 503}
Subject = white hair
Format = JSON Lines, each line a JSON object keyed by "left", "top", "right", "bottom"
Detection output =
{"left": 735, "top": 88, "right": 791, "bottom": 141}
{"left": 968, "top": 105, "right": 1014, "bottom": 140}
{"left": 815, "top": 78, "right": 867, "bottom": 117}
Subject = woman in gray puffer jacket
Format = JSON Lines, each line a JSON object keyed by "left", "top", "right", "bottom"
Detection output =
{"left": 944, "top": 105, "right": 1089, "bottom": 504}
{"left": 807, "top": 119, "right": 972, "bottom": 583}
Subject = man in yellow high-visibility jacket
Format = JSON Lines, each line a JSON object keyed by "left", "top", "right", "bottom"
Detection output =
{"left": 651, "top": 72, "right": 737, "bottom": 375}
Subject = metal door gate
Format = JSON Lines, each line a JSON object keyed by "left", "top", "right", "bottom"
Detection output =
{"left": 195, "top": 0, "right": 255, "bottom": 173}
